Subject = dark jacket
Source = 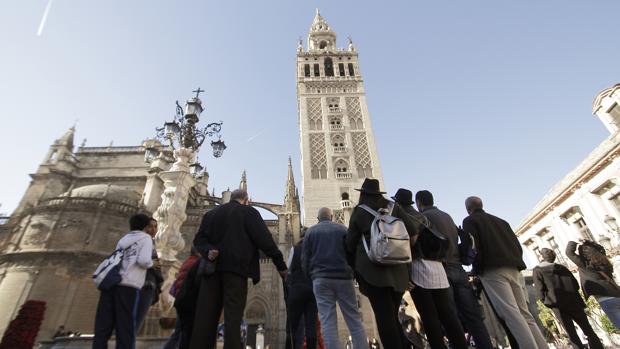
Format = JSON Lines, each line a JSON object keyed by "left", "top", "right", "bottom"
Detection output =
{"left": 193, "top": 201, "right": 287, "bottom": 284}
{"left": 420, "top": 206, "right": 460, "bottom": 266}
{"left": 533, "top": 262, "right": 585, "bottom": 310}
{"left": 462, "top": 208, "right": 526, "bottom": 275}
{"left": 302, "top": 220, "right": 354, "bottom": 280}
{"left": 345, "top": 196, "right": 422, "bottom": 293}
{"left": 288, "top": 242, "right": 314, "bottom": 291}
{"left": 565, "top": 241, "right": 620, "bottom": 299}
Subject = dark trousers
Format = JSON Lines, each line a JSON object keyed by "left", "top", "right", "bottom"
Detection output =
{"left": 189, "top": 272, "right": 248, "bottom": 349}
{"left": 410, "top": 286, "right": 467, "bottom": 349}
{"left": 553, "top": 307, "right": 604, "bottom": 349}
{"left": 445, "top": 265, "right": 493, "bottom": 349}
{"left": 358, "top": 278, "right": 407, "bottom": 349}
{"left": 287, "top": 285, "right": 318, "bottom": 349}
{"left": 135, "top": 286, "right": 155, "bottom": 332}
{"left": 93, "top": 285, "right": 140, "bottom": 349}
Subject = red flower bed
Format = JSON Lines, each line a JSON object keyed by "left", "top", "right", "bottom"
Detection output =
{"left": 0, "top": 300, "right": 47, "bottom": 349}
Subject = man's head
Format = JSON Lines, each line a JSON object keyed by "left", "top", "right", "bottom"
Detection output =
{"left": 414, "top": 190, "right": 434, "bottom": 211}
{"left": 540, "top": 248, "right": 556, "bottom": 263}
{"left": 231, "top": 189, "right": 249, "bottom": 205}
{"left": 129, "top": 213, "right": 151, "bottom": 232}
{"left": 465, "top": 196, "right": 483, "bottom": 215}
{"left": 317, "top": 207, "right": 333, "bottom": 222}
{"left": 145, "top": 218, "right": 158, "bottom": 238}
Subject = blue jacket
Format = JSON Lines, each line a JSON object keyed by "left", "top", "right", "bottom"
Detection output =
{"left": 301, "top": 220, "right": 353, "bottom": 280}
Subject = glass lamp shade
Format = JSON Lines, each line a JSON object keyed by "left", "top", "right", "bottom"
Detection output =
{"left": 184, "top": 99, "right": 204, "bottom": 118}
{"left": 189, "top": 162, "right": 204, "bottom": 175}
{"left": 211, "top": 139, "right": 227, "bottom": 158}
{"left": 144, "top": 147, "right": 159, "bottom": 162}
{"left": 164, "top": 121, "right": 181, "bottom": 138}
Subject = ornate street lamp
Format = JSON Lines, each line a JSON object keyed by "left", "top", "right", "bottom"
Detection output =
{"left": 152, "top": 88, "right": 226, "bottom": 263}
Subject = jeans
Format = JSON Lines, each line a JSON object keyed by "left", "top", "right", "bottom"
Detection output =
{"left": 135, "top": 286, "right": 155, "bottom": 332}
{"left": 313, "top": 278, "right": 367, "bottom": 349}
{"left": 445, "top": 264, "right": 493, "bottom": 349}
{"left": 93, "top": 285, "right": 140, "bottom": 349}
{"left": 480, "top": 268, "right": 548, "bottom": 349}
{"left": 598, "top": 297, "right": 620, "bottom": 329}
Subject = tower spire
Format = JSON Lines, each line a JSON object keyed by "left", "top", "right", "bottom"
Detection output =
{"left": 56, "top": 126, "right": 75, "bottom": 149}
{"left": 308, "top": 9, "right": 336, "bottom": 51}
{"left": 239, "top": 170, "right": 248, "bottom": 192}
{"left": 284, "top": 157, "right": 300, "bottom": 212}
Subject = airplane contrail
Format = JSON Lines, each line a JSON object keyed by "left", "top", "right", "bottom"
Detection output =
{"left": 246, "top": 130, "right": 266, "bottom": 142}
{"left": 37, "top": 0, "right": 54, "bottom": 36}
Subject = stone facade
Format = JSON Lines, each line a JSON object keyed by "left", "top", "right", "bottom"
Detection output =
{"left": 516, "top": 83, "right": 620, "bottom": 269}
{"left": 297, "top": 10, "right": 384, "bottom": 227}
{"left": 0, "top": 127, "right": 302, "bottom": 348}
{"left": 515, "top": 84, "right": 620, "bottom": 346}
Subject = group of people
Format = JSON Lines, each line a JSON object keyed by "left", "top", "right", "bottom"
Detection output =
{"left": 91, "top": 178, "right": 620, "bottom": 349}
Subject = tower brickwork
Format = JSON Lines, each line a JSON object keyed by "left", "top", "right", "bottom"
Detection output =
{"left": 297, "top": 10, "right": 384, "bottom": 226}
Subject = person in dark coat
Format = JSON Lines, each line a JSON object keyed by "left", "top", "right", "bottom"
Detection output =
{"left": 533, "top": 248, "right": 603, "bottom": 349}
{"left": 345, "top": 179, "right": 421, "bottom": 349}
{"left": 566, "top": 240, "right": 620, "bottom": 329}
{"left": 190, "top": 189, "right": 288, "bottom": 349}
{"left": 463, "top": 196, "right": 548, "bottom": 349}
{"left": 286, "top": 235, "right": 318, "bottom": 349}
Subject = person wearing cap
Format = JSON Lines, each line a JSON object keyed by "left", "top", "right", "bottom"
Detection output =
{"left": 345, "top": 179, "right": 421, "bottom": 349}
{"left": 533, "top": 248, "right": 603, "bottom": 349}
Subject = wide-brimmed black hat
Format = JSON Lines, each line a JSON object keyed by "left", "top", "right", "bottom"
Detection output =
{"left": 391, "top": 188, "right": 414, "bottom": 205}
{"left": 354, "top": 178, "right": 386, "bottom": 194}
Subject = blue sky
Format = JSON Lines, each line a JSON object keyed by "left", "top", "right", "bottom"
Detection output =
{"left": 0, "top": 1, "right": 618, "bottom": 227}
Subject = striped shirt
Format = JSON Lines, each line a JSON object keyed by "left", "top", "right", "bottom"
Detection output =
{"left": 411, "top": 258, "right": 449, "bottom": 289}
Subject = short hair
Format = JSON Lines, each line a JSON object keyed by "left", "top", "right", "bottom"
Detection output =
{"left": 317, "top": 207, "right": 333, "bottom": 221}
{"left": 465, "top": 196, "right": 483, "bottom": 212}
{"left": 130, "top": 213, "right": 151, "bottom": 231}
{"left": 231, "top": 189, "right": 249, "bottom": 202}
{"left": 540, "top": 248, "right": 556, "bottom": 263}
{"left": 415, "top": 190, "right": 434, "bottom": 206}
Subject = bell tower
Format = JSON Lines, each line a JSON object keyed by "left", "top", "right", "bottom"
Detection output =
{"left": 297, "top": 10, "right": 385, "bottom": 226}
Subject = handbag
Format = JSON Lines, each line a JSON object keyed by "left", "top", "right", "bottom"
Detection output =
{"left": 196, "top": 257, "right": 217, "bottom": 277}
{"left": 414, "top": 222, "right": 449, "bottom": 261}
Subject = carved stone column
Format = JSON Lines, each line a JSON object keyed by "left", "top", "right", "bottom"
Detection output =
{"left": 153, "top": 148, "right": 196, "bottom": 261}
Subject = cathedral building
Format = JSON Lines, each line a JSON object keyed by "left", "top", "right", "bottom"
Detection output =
{"left": 0, "top": 123, "right": 301, "bottom": 347}
{"left": 297, "top": 9, "right": 384, "bottom": 227}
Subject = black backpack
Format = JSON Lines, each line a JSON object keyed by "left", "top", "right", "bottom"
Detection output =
{"left": 457, "top": 226, "right": 477, "bottom": 266}
{"left": 415, "top": 222, "right": 449, "bottom": 261}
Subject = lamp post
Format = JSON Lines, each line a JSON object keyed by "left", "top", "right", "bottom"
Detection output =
{"left": 151, "top": 88, "right": 226, "bottom": 261}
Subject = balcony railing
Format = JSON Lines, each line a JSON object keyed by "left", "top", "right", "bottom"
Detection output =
{"left": 333, "top": 146, "right": 347, "bottom": 153}
{"left": 328, "top": 107, "right": 342, "bottom": 113}
{"left": 330, "top": 124, "right": 344, "bottom": 131}
{"left": 336, "top": 172, "right": 353, "bottom": 179}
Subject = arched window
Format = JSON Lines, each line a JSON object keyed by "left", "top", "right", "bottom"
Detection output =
{"left": 335, "top": 159, "right": 349, "bottom": 173}
{"left": 324, "top": 57, "right": 334, "bottom": 77}
{"left": 332, "top": 134, "right": 345, "bottom": 147}
{"left": 319, "top": 41, "right": 327, "bottom": 49}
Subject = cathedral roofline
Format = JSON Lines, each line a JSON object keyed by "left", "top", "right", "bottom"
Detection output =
{"left": 516, "top": 131, "right": 620, "bottom": 235}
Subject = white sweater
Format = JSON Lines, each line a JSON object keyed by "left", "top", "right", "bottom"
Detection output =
{"left": 116, "top": 231, "right": 153, "bottom": 289}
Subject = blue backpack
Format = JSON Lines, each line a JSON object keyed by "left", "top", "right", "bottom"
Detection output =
{"left": 457, "top": 226, "right": 477, "bottom": 266}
